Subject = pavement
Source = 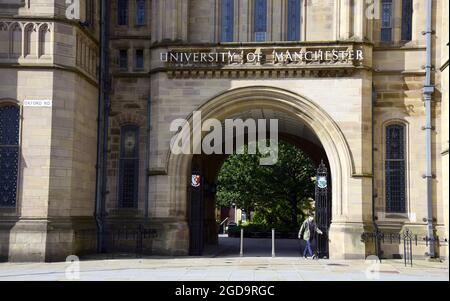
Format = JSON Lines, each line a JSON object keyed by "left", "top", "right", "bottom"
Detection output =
{"left": 0, "top": 236, "right": 448, "bottom": 281}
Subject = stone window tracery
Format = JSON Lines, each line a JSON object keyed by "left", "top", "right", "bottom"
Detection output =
{"left": 254, "top": 0, "right": 267, "bottom": 42}
{"left": 119, "top": 125, "right": 139, "bottom": 208}
{"left": 401, "top": 0, "right": 413, "bottom": 41}
{"left": 287, "top": 0, "right": 301, "bottom": 41}
{"left": 220, "top": 0, "right": 234, "bottom": 42}
{"left": 0, "top": 105, "right": 20, "bottom": 208}
{"left": 385, "top": 124, "right": 407, "bottom": 213}
{"left": 381, "top": 0, "right": 393, "bottom": 42}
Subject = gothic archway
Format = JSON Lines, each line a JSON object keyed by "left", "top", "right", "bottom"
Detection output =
{"left": 166, "top": 86, "right": 359, "bottom": 258}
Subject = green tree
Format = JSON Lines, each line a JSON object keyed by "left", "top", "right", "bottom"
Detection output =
{"left": 216, "top": 141, "right": 317, "bottom": 229}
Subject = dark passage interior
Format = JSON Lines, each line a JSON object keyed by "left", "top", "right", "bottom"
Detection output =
{"left": 187, "top": 109, "right": 332, "bottom": 257}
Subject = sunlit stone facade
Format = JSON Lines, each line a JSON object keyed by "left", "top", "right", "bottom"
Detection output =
{"left": 0, "top": 0, "right": 448, "bottom": 261}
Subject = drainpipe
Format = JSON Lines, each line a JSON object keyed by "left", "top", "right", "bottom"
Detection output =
{"left": 144, "top": 96, "right": 151, "bottom": 222}
{"left": 94, "top": 0, "right": 110, "bottom": 253}
{"left": 423, "top": 0, "right": 435, "bottom": 258}
{"left": 372, "top": 84, "right": 381, "bottom": 258}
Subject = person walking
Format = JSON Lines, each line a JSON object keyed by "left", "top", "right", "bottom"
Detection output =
{"left": 298, "top": 215, "right": 323, "bottom": 259}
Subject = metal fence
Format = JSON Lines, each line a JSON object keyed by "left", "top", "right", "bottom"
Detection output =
{"left": 361, "top": 228, "right": 448, "bottom": 267}
{"left": 75, "top": 225, "right": 158, "bottom": 258}
{"left": 109, "top": 225, "right": 157, "bottom": 256}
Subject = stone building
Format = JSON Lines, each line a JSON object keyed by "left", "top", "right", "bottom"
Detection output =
{"left": 0, "top": 0, "right": 448, "bottom": 262}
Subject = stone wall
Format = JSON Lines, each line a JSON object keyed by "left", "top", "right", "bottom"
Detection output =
{"left": 0, "top": 0, "right": 448, "bottom": 261}
{"left": 146, "top": 68, "right": 374, "bottom": 258}
{"left": 0, "top": 0, "right": 100, "bottom": 261}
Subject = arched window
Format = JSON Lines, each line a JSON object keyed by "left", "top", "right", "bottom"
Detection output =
{"left": 38, "top": 24, "right": 51, "bottom": 57}
{"left": 0, "top": 105, "right": 20, "bottom": 208}
{"left": 385, "top": 124, "right": 406, "bottom": 213}
{"left": 119, "top": 125, "right": 139, "bottom": 208}
{"left": 254, "top": 0, "right": 267, "bottom": 42}
{"left": 401, "top": 0, "right": 413, "bottom": 41}
{"left": 10, "top": 23, "right": 22, "bottom": 58}
{"left": 287, "top": 0, "right": 301, "bottom": 41}
{"left": 0, "top": 23, "right": 8, "bottom": 57}
{"left": 24, "top": 24, "right": 36, "bottom": 57}
{"left": 380, "top": 0, "right": 393, "bottom": 42}
{"left": 220, "top": 0, "right": 234, "bottom": 42}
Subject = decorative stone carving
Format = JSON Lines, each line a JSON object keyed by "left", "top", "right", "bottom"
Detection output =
{"left": 0, "top": 20, "right": 52, "bottom": 60}
{"left": 156, "top": 43, "right": 371, "bottom": 79}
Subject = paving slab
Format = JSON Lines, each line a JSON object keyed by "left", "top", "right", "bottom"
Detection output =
{"left": 0, "top": 256, "right": 448, "bottom": 281}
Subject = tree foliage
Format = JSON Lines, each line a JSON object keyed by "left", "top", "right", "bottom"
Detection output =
{"left": 216, "top": 141, "right": 317, "bottom": 229}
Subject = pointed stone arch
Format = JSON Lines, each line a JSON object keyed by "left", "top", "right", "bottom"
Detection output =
{"left": 9, "top": 22, "right": 22, "bottom": 58}
{"left": 23, "top": 22, "right": 37, "bottom": 57}
{"left": 38, "top": 23, "right": 51, "bottom": 57}
{"left": 160, "top": 86, "right": 370, "bottom": 258}
{"left": 167, "top": 86, "right": 354, "bottom": 218}
{"left": 0, "top": 22, "right": 10, "bottom": 57}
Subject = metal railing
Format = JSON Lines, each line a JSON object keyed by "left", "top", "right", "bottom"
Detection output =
{"left": 361, "top": 229, "right": 417, "bottom": 266}
{"left": 109, "top": 225, "right": 157, "bottom": 257}
{"left": 220, "top": 217, "right": 229, "bottom": 234}
{"left": 361, "top": 228, "right": 448, "bottom": 267}
{"left": 75, "top": 225, "right": 158, "bottom": 258}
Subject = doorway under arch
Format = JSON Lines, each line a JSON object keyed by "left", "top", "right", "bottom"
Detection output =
{"left": 188, "top": 133, "right": 332, "bottom": 257}
{"left": 166, "top": 86, "right": 365, "bottom": 259}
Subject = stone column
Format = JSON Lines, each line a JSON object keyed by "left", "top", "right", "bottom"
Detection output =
{"left": 271, "top": 0, "right": 283, "bottom": 41}
{"left": 7, "top": 21, "right": 99, "bottom": 262}
{"left": 151, "top": 0, "right": 189, "bottom": 42}
{"left": 336, "top": 0, "right": 353, "bottom": 40}
{"left": 328, "top": 69, "right": 375, "bottom": 260}
{"left": 237, "top": 0, "right": 250, "bottom": 42}
{"left": 353, "top": 0, "right": 368, "bottom": 41}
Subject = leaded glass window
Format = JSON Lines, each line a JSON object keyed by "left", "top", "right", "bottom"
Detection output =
{"left": 287, "top": 0, "right": 301, "bottom": 41}
{"left": 381, "top": 0, "right": 393, "bottom": 42}
{"left": 119, "top": 125, "right": 139, "bottom": 208}
{"left": 118, "top": 0, "right": 129, "bottom": 26}
{"left": 0, "top": 105, "right": 20, "bottom": 208}
{"left": 401, "top": 0, "right": 413, "bottom": 41}
{"left": 385, "top": 124, "right": 406, "bottom": 213}
{"left": 220, "top": 0, "right": 234, "bottom": 42}
{"left": 254, "top": 0, "right": 267, "bottom": 42}
{"left": 135, "top": 0, "right": 146, "bottom": 26}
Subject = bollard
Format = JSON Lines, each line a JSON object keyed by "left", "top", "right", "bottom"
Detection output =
{"left": 240, "top": 228, "right": 244, "bottom": 257}
{"left": 272, "top": 229, "right": 275, "bottom": 258}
